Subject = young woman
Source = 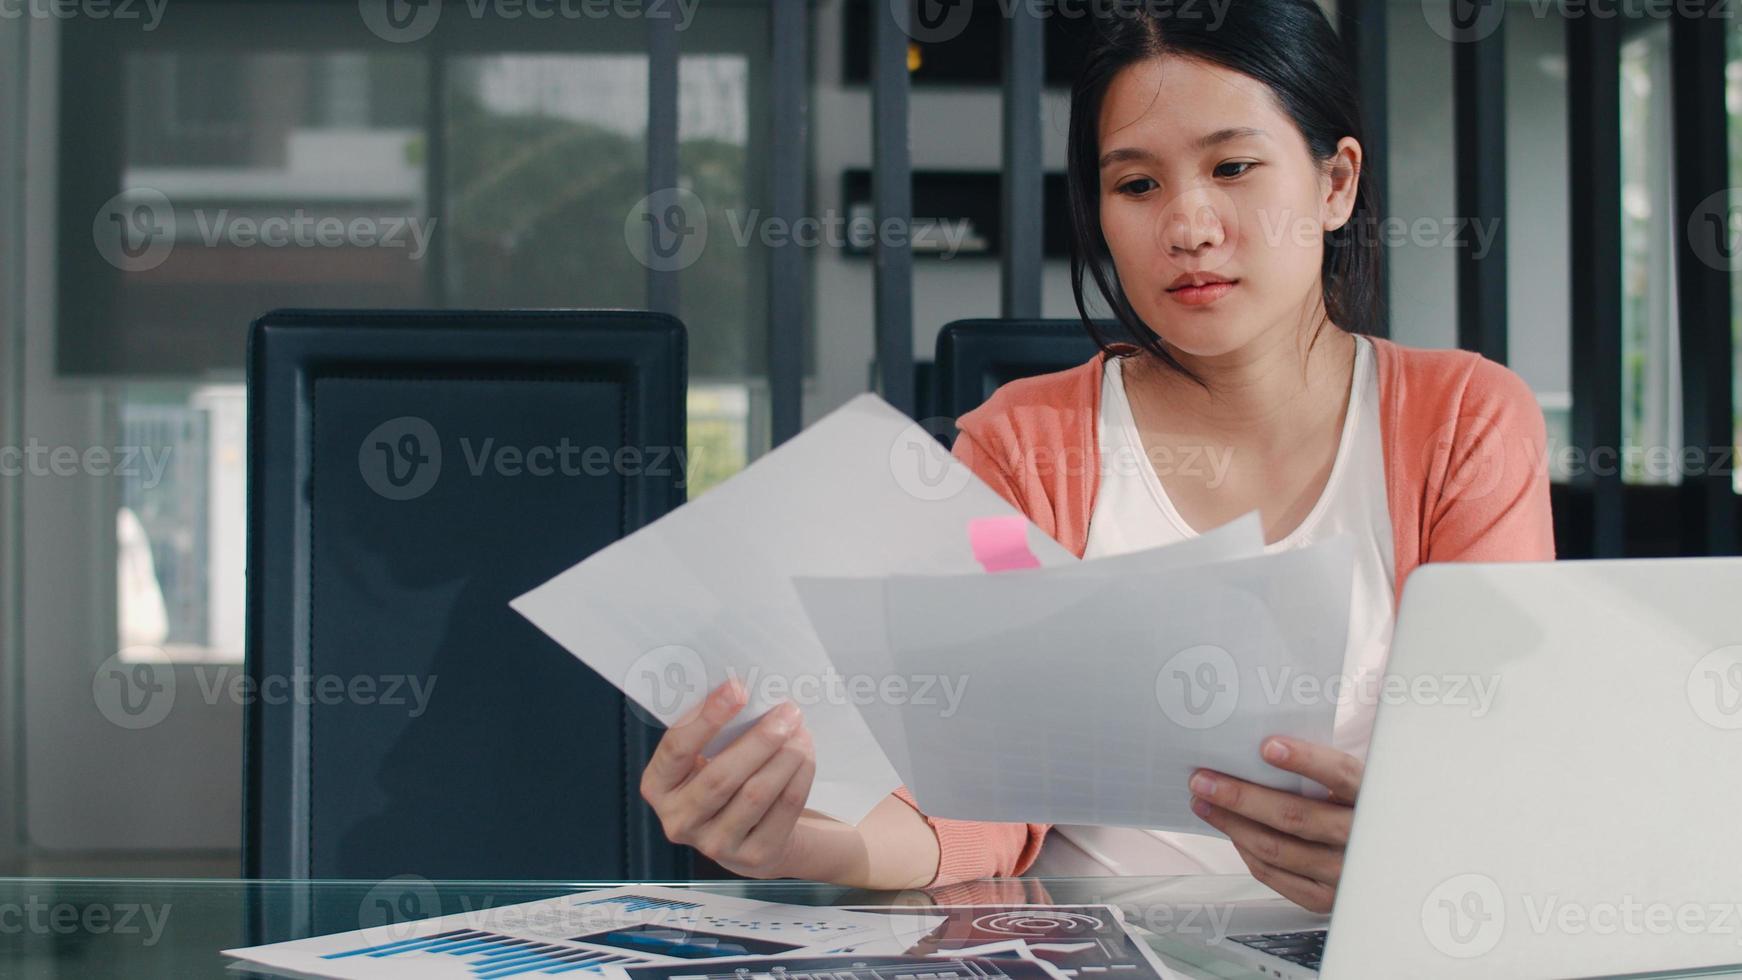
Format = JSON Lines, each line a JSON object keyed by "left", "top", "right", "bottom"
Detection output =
{"left": 638, "top": 0, "right": 1554, "bottom": 913}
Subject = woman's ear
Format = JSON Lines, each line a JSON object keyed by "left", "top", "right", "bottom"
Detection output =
{"left": 1320, "top": 136, "right": 1363, "bottom": 233}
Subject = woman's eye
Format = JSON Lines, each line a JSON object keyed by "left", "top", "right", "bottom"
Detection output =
{"left": 1215, "top": 161, "right": 1256, "bottom": 179}
{"left": 1116, "top": 177, "right": 1157, "bottom": 197}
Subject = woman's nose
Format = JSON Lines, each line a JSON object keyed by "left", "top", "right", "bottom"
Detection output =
{"left": 1157, "top": 187, "right": 1227, "bottom": 255}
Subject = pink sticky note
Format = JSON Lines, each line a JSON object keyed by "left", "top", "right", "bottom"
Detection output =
{"left": 968, "top": 515, "right": 1041, "bottom": 573}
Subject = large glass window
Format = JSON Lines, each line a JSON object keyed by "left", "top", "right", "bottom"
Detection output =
{"left": 109, "top": 48, "right": 433, "bottom": 663}
{"left": 445, "top": 54, "right": 647, "bottom": 310}
{"left": 70, "top": 4, "right": 775, "bottom": 663}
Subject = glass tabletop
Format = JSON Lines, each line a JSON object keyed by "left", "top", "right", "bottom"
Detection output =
{"left": 0, "top": 875, "right": 1272, "bottom": 979}
{"left": 0, "top": 875, "right": 1735, "bottom": 980}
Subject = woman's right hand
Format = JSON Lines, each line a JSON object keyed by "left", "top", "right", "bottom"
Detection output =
{"left": 639, "top": 679, "right": 817, "bottom": 879}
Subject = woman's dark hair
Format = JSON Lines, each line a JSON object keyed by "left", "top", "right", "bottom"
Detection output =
{"left": 1066, "top": 0, "right": 1384, "bottom": 381}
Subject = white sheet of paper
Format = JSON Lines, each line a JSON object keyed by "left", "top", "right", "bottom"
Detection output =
{"left": 871, "top": 535, "right": 1355, "bottom": 830}
{"left": 792, "top": 512, "right": 1266, "bottom": 788}
{"left": 223, "top": 885, "right": 945, "bottom": 980}
{"left": 510, "top": 393, "right": 1074, "bottom": 825}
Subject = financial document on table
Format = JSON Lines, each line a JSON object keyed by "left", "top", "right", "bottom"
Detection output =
{"left": 222, "top": 885, "right": 1198, "bottom": 980}
{"left": 223, "top": 885, "right": 946, "bottom": 980}
{"left": 604, "top": 902, "right": 1190, "bottom": 980}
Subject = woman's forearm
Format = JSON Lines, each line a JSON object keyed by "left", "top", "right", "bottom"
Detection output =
{"left": 786, "top": 796, "right": 940, "bottom": 889}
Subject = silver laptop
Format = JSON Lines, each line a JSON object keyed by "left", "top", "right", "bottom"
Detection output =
{"left": 1169, "top": 557, "right": 1742, "bottom": 979}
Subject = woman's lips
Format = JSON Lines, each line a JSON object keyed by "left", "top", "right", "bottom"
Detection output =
{"left": 1166, "top": 280, "right": 1237, "bottom": 306}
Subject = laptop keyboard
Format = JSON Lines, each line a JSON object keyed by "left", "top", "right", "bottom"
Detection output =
{"left": 1229, "top": 930, "right": 1329, "bottom": 971}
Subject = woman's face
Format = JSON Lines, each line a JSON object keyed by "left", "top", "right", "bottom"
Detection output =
{"left": 1096, "top": 54, "right": 1360, "bottom": 360}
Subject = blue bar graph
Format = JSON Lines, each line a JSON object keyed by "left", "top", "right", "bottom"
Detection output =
{"left": 321, "top": 927, "right": 646, "bottom": 977}
{"left": 574, "top": 894, "right": 703, "bottom": 914}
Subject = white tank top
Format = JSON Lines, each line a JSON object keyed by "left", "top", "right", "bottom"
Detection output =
{"left": 1028, "top": 334, "right": 1396, "bottom": 877}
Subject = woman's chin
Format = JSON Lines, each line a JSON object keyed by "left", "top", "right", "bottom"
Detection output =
{"left": 1148, "top": 325, "right": 1257, "bottom": 361}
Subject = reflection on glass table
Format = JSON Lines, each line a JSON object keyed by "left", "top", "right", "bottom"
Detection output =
{"left": 0, "top": 876, "right": 1737, "bottom": 980}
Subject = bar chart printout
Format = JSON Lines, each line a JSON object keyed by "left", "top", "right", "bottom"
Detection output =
{"left": 222, "top": 886, "right": 946, "bottom": 980}
{"left": 318, "top": 926, "right": 654, "bottom": 978}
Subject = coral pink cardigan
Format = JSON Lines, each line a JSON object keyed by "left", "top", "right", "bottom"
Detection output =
{"left": 891, "top": 334, "right": 1557, "bottom": 887}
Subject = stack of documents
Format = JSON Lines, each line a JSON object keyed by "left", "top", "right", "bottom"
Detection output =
{"left": 513, "top": 394, "right": 1354, "bottom": 832}
{"left": 224, "top": 885, "right": 1186, "bottom": 980}
{"left": 223, "top": 885, "right": 946, "bottom": 979}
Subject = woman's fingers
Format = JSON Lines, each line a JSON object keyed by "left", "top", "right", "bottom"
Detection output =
{"left": 642, "top": 680, "right": 747, "bottom": 800}
{"left": 729, "top": 729, "right": 817, "bottom": 874}
{"left": 706, "top": 724, "right": 812, "bottom": 849}
{"left": 638, "top": 683, "right": 816, "bottom": 881}
{"left": 1261, "top": 736, "right": 1365, "bottom": 803}
{"left": 1232, "top": 846, "right": 1338, "bottom": 915}
{"left": 671, "top": 701, "right": 805, "bottom": 822}
{"left": 1188, "top": 741, "right": 1361, "bottom": 915}
{"left": 1188, "top": 769, "right": 1354, "bottom": 846}
{"left": 1191, "top": 796, "right": 1344, "bottom": 884}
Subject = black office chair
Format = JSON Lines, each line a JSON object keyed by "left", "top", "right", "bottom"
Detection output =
{"left": 245, "top": 310, "right": 691, "bottom": 909}
{"left": 932, "top": 318, "right": 1110, "bottom": 430}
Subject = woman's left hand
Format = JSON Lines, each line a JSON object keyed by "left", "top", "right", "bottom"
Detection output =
{"left": 1188, "top": 735, "right": 1364, "bottom": 914}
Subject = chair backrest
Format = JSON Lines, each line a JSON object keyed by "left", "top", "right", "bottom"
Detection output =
{"left": 245, "top": 309, "right": 690, "bottom": 887}
{"left": 932, "top": 318, "right": 1106, "bottom": 427}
